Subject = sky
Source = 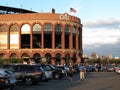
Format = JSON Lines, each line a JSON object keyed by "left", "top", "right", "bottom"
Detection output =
{"left": 0, "top": 0, "right": 120, "bottom": 58}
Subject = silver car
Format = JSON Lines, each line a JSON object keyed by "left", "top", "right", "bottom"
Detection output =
{"left": 0, "top": 69, "right": 16, "bottom": 89}
{"left": 38, "top": 65, "right": 53, "bottom": 81}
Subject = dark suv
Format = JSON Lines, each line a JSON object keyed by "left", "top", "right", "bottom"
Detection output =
{"left": 4, "top": 64, "right": 43, "bottom": 86}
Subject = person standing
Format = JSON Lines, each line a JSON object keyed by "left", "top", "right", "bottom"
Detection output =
{"left": 79, "top": 63, "right": 86, "bottom": 80}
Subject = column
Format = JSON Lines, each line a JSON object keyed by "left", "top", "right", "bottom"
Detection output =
{"left": 41, "top": 25, "right": 44, "bottom": 49}
{"left": 61, "top": 26, "right": 65, "bottom": 49}
{"left": 30, "top": 25, "right": 33, "bottom": 49}
{"left": 52, "top": 25, "right": 55, "bottom": 49}
{"left": 69, "top": 26, "right": 73, "bottom": 49}
{"left": 76, "top": 27, "right": 78, "bottom": 50}
{"left": 18, "top": 26, "right": 21, "bottom": 49}
{"left": 7, "top": 26, "right": 10, "bottom": 49}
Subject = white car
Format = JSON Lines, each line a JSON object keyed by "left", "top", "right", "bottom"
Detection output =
{"left": 115, "top": 64, "right": 120, "bottom": 74}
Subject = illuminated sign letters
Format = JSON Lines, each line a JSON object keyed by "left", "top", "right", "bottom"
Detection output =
{"left": 59, "top": 13, "right": 69, "bottom": 20}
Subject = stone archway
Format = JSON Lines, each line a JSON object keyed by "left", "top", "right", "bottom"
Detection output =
{"left": 72, "top": 54, "right": 77, "bottom": 63}
{"left": 10, "top": 53, "right": 17, "bottom": 58}
{"left": 55, "top": 53, "right": 62, "bottom": 65}
{"left": 65, "top": 53, "right": 70, "bottom": 64}
{"left": 44, "top": 53, "right": 52, "bottom": 64}
{"left": 33, "top": 53, "right": 41, "bottom": 63}
{"left": 0, "top": 53, "right": 6, "bottom": 58}
{"left": 21, "top": 53, "right": 30, "bottom": 64}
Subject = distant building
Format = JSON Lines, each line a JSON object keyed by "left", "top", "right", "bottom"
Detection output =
{"left": 109, "top": 54, "right": 113, "bottom": 59}
{"left": 82, "top": 54, "right": 88, "bottom": 59}
{"left": 0, "top": 6, "right": 83, "bottom": 65}
{"left": 90, "top": 52, "right": 98, "bottom": 60}
{"left": 100, "top": 55, "right": 107, "bottom": 60}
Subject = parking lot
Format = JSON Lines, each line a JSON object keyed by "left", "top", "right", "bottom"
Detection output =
{"left": 14, "top": 72, "right": 120, "bottom": 90}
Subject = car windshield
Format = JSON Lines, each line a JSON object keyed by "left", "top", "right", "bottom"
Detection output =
{"left": 108, "top": 64, "right": 113, "bottom": 68}
{"left": 49, "top": 65, "right": 56, "bottom": 69}
{"left": 42, "top": 65, "right": 52, "bottom": 71}
{"left": 4, "top": 70, "right": 13, "bottom": 75}
{"left": 39, "top": 66, "right": 45, "bottom": 72}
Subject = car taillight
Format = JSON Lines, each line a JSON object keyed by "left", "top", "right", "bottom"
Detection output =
{"left": 0, "top": 79, "right": 4, "bottom": 84}
{"left": 35, "top": 71, "right": 42, "bottom": 74}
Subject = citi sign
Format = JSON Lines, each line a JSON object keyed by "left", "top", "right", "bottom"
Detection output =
{"left": 59, "top": 13, "right": 69, "bottom": 20}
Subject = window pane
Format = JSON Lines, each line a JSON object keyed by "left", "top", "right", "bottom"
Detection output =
{"left": 44, "top": 23, "right": 52, "bottom": 31}
{"left": 21, "top": 24, "right": 30, "bottom": 34}
{"left": 0, "top": 25, "right": 7, "bottom": 49}
{"left": 10, "top": 24, "right": 19, "bottom": 49}
{"left": 33, "top": 24, "right": 41, "bottom": 34}
{"left": 55, "top": 24, "right": 61, "bottom": 32}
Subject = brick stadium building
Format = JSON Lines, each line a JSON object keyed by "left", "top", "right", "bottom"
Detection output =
{"left": 0, "top": 6, "right": 83, "bottom": 65}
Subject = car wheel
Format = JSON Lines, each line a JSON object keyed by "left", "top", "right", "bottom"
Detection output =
{"left": 54, "top": 73, "right": 61, "bottom": 79}
{"left": 24, "top": 77, "right": 33, "bottom": 86}
{"left": 42, "top": 75, "right": 47, "bottom": 81}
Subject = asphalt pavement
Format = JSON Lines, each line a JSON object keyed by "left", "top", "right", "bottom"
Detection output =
{"left": 14, "top": 72, "right": 120, "bottom": 90}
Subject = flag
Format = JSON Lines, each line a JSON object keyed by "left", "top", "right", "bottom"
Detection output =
{"left": 70, "top": 8, "right": 76, "bottom": 12}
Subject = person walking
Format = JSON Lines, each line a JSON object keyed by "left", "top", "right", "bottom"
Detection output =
{"left": 79, "top": 63, "right": 86, "bottom": 80}
{"left": 67, "top": 63, "right": 73, "bottom": 80}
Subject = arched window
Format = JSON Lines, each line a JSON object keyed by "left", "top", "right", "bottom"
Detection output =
{"left": 55, "top": 24, "right": 62, "bottom": 32}
{"left": 55, "top": 24, "right": 62, "bottom": 48}
{"left": 21, "top": 24, "right": 30, "bottom": 34}
{"left": 33, "top": 24, "right": 41, "bottom": 48}
{"left": 44, "top": 23, "right": 52, "bottom": 32}
{"left": 65, "top": 25, "right": 70, "bottom": 49}
{"left": 72, "top": 26, "right": 76, "bottom": 49}
{"left": 0, "top": 24, "right": 7, "bottom": 49}
{"left": 65, "top": 25, "right": 70, "bottom": 33}
{"left": 21, "top": 24, "right": 30, "bottom": 48}
{"left": 72, "top": 26, "right": 76, "bottom": 35}
{"left": 33, "top": 24, "right": 41, "bottom": 34}
{"left": 10, "top": 24, "right": 19, "bottom": 49}
{"left": 44, "top": 23, "right": 52, "bottom": 48}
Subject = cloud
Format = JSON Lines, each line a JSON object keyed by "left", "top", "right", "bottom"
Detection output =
{"left": 83, "top": 18, "right": 120, "bottom": 47}
{"left": 83, "top": 28, "right": 120, "bottom": 46}
{"left": 84, "top": 18, "right": 120, "bottom": 29}
{"left": 83, "top": 18, "right": 120, "bottom": 57}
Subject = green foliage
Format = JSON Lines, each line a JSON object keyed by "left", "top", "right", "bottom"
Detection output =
{"left": 0, "top": 58, "right": 6, "bottom": 64}
{"left": 0, "top": 58, "right": 23, "bottom": 64}
{"left": 85, "top": 58, "right": 120, "bottom": 65}
{"left": 9, "top": 58, "right": 23, "bottom": 63}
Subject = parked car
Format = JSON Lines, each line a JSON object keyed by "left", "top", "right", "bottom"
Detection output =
{"left": 0, "top": 69, "right": 16, "bottom": 90}
{"left": 106, "top": 64, "right": 114, "bottom": 72}
{"left": 115, "top": 64, "right": 120, "bottom": 73}
{"left": 55, "top": 65, "right": 69, "bottom": 76}
{"left": 37, "top": 64, "right": 52, "bottom": 81}
{"left": 2, "top": 64, "right": 44, "bottom": 86}
{"left": 86, "top": 65, "right": 95, "bottom": 72}
{"left": 41, "top": 64, "right": 65, "bottom": 79}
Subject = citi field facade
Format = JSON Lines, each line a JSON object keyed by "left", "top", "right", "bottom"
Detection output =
{"left": 0, "top": 8, "right": 82, "bottom": 64}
